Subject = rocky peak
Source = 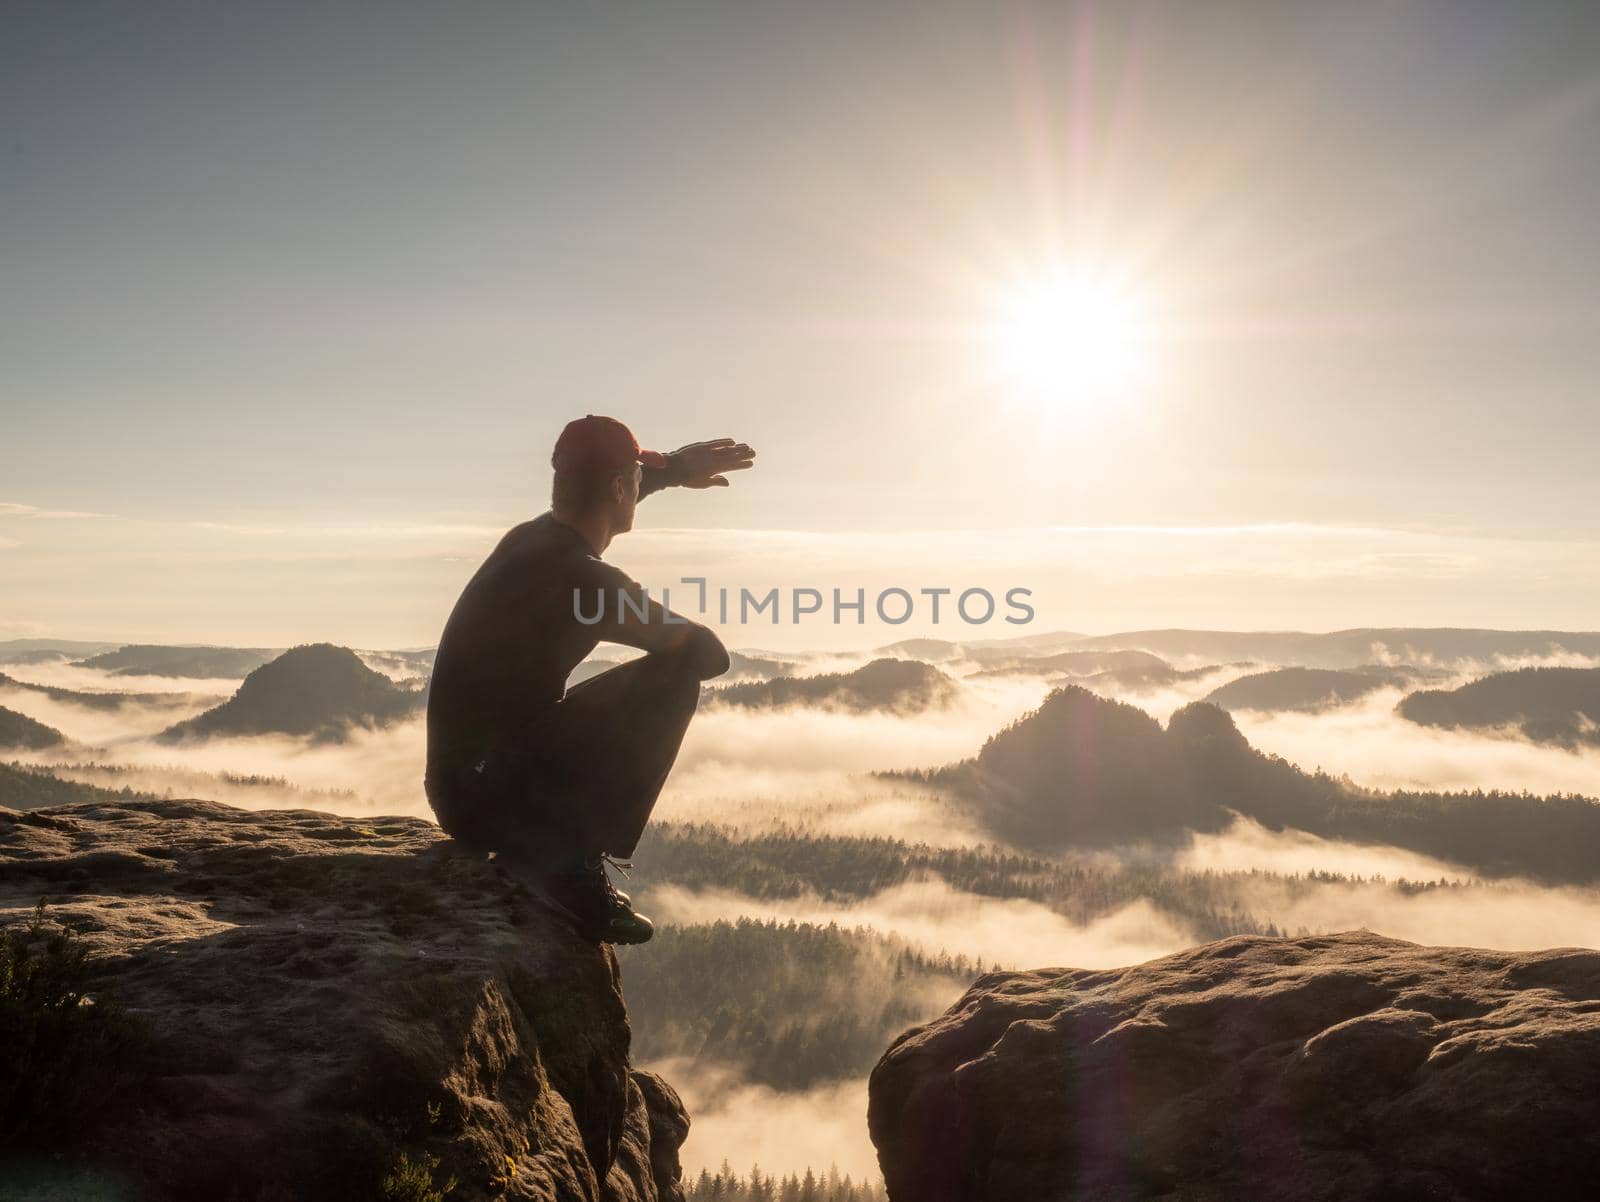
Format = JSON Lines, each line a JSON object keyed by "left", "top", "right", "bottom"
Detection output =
{"left": 868, "top": 930, "right": 1600, "bottom": 1201}
{"left": 0, "top": 798, "right": 687, "bottom": 1201}
{"left": 157, "top": 644, "right": 421, "bottom": 743}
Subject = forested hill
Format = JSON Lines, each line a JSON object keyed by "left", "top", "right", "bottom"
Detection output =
{"left": 707, "top": 658, "right": 957, "bottom": 713}
{"left": 1399, "top": 666, "right": 1600, "bottom": 748}
{"left": 158, "top": 644, "right": 421, "bottom": 743}
{"left": 916, "top": 686, "right": 1600, "bottom": 883}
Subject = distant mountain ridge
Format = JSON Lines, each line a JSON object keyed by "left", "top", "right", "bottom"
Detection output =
{"left": 73, "top": 644, "right": 277, "bottom": 679}
{"left": 0, "top": 639, "right": 121, "bottom": 660}
{"left": 1204, "top": 665, "right": 1444, "bottom": 713}
{"left": 927, "top": 685, "right": 1600, "bottom": 883}
{"left": 158, "top": 644, "right": 422, "bottom": 743}
{"left": 0, "top": 671, "right": 208, "bottom": 714}
{"left": 875, "top": 631, "right": 1087, "bottom": 663}
{"left": 1065, "top": 628, "right": 1600, "bottom": 669}
{"left": 1399, "top": 667, "right": 1600, "bottom": 748}
{"left": 709, "top": 657, "right": 957, "bottom": 713}
{"left": 971, "top": 648, "right": 1172, "bottom": 679}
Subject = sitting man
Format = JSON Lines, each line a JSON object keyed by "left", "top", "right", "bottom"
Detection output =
{"left": 424, "top": 416, "right": 754, "bottom": 944}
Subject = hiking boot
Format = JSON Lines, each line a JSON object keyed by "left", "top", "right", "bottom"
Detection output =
{"left": 541, "top": 855, "right": 654, "bottom": 945}
{"left": 584, "top": 854, "right": 654, "bottom": 946}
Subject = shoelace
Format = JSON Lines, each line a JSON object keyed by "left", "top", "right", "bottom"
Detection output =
{"left": 585, "top": 852, "right": 635, "bottom": 903}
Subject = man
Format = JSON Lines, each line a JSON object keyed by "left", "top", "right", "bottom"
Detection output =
{"left": 424, "top": 416, "right": 755, "bottom": 944}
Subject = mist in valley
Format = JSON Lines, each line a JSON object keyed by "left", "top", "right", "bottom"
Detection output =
{"left": 4, "top": 632, "right": 1598, "bottom": 1184}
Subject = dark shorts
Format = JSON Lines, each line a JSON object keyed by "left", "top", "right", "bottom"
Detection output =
{"left": 426, "top": 647, "right": 701, "bottom": 867}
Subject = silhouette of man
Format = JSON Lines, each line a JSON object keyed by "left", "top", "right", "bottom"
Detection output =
{"left": 424, "top": 417, "right": 755, "bottom": 943}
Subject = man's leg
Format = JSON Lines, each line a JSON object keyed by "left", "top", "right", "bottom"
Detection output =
{"left": 449, "top": 647, "right": 699, "bottom": 945}
{"left": 537, "top": 645, "right": 703, "bottom": 859}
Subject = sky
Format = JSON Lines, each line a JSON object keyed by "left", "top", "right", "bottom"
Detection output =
{"left": 4, "top": 0, "right": 1600, "bottom": 648}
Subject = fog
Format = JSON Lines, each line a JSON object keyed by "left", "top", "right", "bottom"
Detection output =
{"left": 1063, "top": 664, "right": 1256, "bottom": 722}
{"left": 1235, "top": 871, "right": 1600, "bottom": 951}
{"left": 0, "top": 679, "right": 218, "bottom": 746}
{"left": 1232, "top": 687, "right": 1600, "bottom": 796}
{"left": 7, "top": 644, "right": 1599, "bottom": 1191}
{"left": 14, "top": 715, "right": 432, "bottom": 818}
{"left": 642, "top": 1060, "right": 880, "bottom": 1184}
{"left": 57, "top": 643, "right": 1592, "bottom": 972}
{"left": 1363, "top": 649, "right": 1600, "bottom": 674}
{"left": 643, "top": 877, "right": 1199, "bottom": 972}
{"left": 639, "top": 672, "right": 1050, "bottom": 842}
{"left": 10, "top": 655, "right": 1598, "bottom": 847}
{"left": 654, "top": 762, "right": 994, "bottom": 848}
{"left": 0, "top": 660, "right": 238, "bottom": 699}
{"left": 687, "top": 674, "right": 1046, "bottom": 775}
{"left": 32, "top": 760, "right": 364, "bottom": 813}
{"left": 1173, "top": 813, "right": 1471, "bottom": 881}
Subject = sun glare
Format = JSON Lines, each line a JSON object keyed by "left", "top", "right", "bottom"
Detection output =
{"left": 992, "top": 267, "right": 1150, "bottom": 412}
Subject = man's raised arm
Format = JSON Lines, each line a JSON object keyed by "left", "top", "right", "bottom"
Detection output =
{"left": 639, "top": 438, "right": 756, "bottom": 500}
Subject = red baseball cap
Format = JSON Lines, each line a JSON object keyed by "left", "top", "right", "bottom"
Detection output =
{"left": 551, "top": 415, "right": 667, "bottom": 473}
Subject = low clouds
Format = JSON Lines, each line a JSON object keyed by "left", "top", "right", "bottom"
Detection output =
{"left": 1173, "top": 813, "right": 1472, "bottom": 881}
{"left": 643, "top": 1060, "right": 881, "bottom": 1183}
{"left": 0, "top": 502, "right": 116, "bottom": 520}
{"left": 7, "top": 648, "right": 1599, "bottom": 1191}
{"left": 645, "top": 878, "right": 1199, "bottom": 972}
{"left": 1233, "top": 687, "right": 1600, "bottom": 796}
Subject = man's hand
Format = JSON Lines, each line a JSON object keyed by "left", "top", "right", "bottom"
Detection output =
{"left": 667, "top": 438, "right": 756, "bottom": 489}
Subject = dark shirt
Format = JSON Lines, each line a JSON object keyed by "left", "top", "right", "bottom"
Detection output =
{"left": 425, "top": 509, "right": 652, "bottom": 786}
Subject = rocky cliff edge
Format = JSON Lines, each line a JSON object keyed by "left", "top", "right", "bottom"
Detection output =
{"left": 869, "top": 930, "right": 1600, "bottom": 1202}
{"left": 0, "top": 798, "right": 688, "bottom": 1202}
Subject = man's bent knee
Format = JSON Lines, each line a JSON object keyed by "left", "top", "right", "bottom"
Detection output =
{"left": 681, "top": 623, "right": 730, "bottom": 680}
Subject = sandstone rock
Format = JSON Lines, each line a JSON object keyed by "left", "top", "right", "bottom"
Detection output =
{"left": 869, "top": 930, "right": 1600, "bottom": 1202}
{"left": 0, "top": 798, "right": 688, "bottom": 1201}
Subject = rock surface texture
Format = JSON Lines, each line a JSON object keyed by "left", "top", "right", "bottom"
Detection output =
{"left": 0, "top": 798, "right": 688, "bottom": 1201}
{"left": 869, "top": 930, "right": 1600, "bottom": 1202}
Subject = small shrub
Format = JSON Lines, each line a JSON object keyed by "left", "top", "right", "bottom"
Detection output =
{"left": 0, "top": 901, "right": 149, "bottom": 1147}
{"left": 380, "top": 1150, "right": 457, "bottom": 1202}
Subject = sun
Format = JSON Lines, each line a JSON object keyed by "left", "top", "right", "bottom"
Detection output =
{"left": 991, "top": 266, "right": 1151, "bottom": 411}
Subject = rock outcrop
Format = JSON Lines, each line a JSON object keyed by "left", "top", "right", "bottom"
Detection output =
{"left": 0, "top": 798, "right": 688, "bottom": 1201}
{"left": 869, "top": 930, "right": 1600, "bottom": 1202}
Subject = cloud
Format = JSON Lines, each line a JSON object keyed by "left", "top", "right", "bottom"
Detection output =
{"left": 1063, "top": 663, "right": 1255, "bottom": 722}
{"left": 1232, "top": 868, "right": 1600, "bottom": 952}
{"left": 1233, "top": 686, "right": 1600, "bottom": 796}
{"left": 1, "top": 661, "right": 239, "bottom": 698}
{"left": 187, "top": 519, "right": 502, "bottom": 541}
{"left": 1173, "top": 813, "right": 1472, "bottom": 881}
{"left": 14, "top": 682, "right": 431, "bottom": 818}
{"left": 0, "top": 683, "right": 218, "bottom": 746}
{"left": 651, "top": 674, "right": 1050, "bottom": 842}
{"left": 0, "top": 502, "right": 116, "bottom": 520}
{"left": 641, "top": 1060, "right": 881, "bottom": 1184}
{"left": 1147, "top": 816, "right": 1600, "bottom": 952}
{"left": 643, "top": 878, "right": 1199, "bottom": 972}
